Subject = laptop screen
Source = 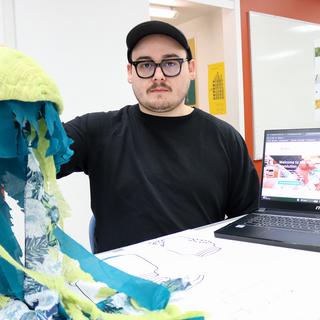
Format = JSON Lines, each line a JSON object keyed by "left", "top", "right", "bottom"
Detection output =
{"left": 260, "top": 128, "right": 320, "bottom": 212}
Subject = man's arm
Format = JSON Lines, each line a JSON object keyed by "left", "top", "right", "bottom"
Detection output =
{"left": 225, "top": 131, "right": 260, "bottom": 218}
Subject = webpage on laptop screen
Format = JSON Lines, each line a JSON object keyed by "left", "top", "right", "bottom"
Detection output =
{"left": 261, "top": 131, "right": 320, "bottom": 204}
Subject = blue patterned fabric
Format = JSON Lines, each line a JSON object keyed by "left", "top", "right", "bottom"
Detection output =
{"left": 0, "top": 100, "right": 72, "bottom": 318}
{"left": 0, "top": 100, "right": 181, "bottom": 320}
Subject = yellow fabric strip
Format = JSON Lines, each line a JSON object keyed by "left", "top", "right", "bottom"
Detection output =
{"left": 0, "top": 296, "right": 10, "bottom": 309}
{"left": 33, "top": 119, "right": 71, "bottom": 227}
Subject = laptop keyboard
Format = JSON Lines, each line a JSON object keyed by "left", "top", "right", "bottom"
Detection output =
{"left": 246, "top": 214, "right": 320, "bottom": 233}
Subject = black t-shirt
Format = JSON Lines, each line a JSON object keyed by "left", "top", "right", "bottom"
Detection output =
{"left": 58, "top": 104, "right": 259, "bottom": 253}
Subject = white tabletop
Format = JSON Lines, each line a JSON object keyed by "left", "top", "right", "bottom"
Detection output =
{"left": 97, "top": 218, "right": 320, "bottom": 320}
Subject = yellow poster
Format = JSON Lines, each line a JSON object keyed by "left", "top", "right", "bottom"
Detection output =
{"left": 208, "top": 62, "right": 226, "bottom": 115}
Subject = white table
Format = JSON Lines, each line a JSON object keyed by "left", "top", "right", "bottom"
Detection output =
{"left": 97, "top": 218, "right": 320, "bottom": 320}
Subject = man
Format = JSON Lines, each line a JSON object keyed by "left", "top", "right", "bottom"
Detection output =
{"left": 58, "top": 20, "right": 259, "bottom": 253}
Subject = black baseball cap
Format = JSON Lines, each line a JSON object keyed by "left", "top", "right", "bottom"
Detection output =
{"left": 126, "top": 20, "right": 192, "bottom": 63}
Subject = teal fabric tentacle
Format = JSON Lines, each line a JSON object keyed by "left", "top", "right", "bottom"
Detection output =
{"left": 54, "top": 227, "right": 171, "bottom": 311}
{"left": 42, "top": 101, "right": 74, "bottom": 172}
{"left": 0, "top": 175, "right": 24, "bottom": 300}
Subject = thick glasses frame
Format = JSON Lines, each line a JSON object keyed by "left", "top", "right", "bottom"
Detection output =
{"left": 131, "top": 58, "right": 189, "bottom": 79}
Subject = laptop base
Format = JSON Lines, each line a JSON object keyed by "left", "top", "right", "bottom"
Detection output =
{"left": 215, "top": 215, "right": 320, "bottom": 253}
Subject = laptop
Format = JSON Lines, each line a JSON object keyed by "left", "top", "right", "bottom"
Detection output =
{"left": 214, "top": 128, "right": 320, "bottom": 252}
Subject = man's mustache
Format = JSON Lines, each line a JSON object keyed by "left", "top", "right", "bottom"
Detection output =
{"left": 147, "top": 83, "right": 172, "bottom": 93}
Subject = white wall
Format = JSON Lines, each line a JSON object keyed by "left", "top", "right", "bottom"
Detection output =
{"left": 13, "top": 0, "right": 149, "bottom": 121}
{"left": 178, "top": 6, "right": 243, "bottom": 132}
{"left": 0, "top": 1, "right": 6, "bottom": 44}
{"left": 3, "top": 0, "right": 149, "bottom": 250}
{"left": 0, "top": 0, "right": 16, "bottom": 47}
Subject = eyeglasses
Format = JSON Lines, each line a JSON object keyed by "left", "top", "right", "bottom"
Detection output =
{"left": 131, "top": 58, "right": 189, "bottom": 79}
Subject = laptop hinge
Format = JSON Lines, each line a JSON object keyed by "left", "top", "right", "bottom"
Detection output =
{"left": 256, "top": 208, "right": 266, "bottom": 213}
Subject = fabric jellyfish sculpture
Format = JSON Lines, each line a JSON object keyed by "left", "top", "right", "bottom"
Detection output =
{"left": 0, "top": 47, "right": 204, "bottom": 320}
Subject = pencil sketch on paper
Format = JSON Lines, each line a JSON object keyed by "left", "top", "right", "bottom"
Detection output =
{"left": 102, "top": 253, "right": 204, "bottom": 291}
{"left": 100, "top": 235, "right": 221, "bottom": 292}
{"left": 149, "top": 235, "right": 221, "bottom": 257}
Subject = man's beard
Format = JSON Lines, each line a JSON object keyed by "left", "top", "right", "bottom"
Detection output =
{"left": 133, "top": 83, "right": 187, "bottom": 113}
{"left": 139, "top": 97, "right": 185, "bottom": 113}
